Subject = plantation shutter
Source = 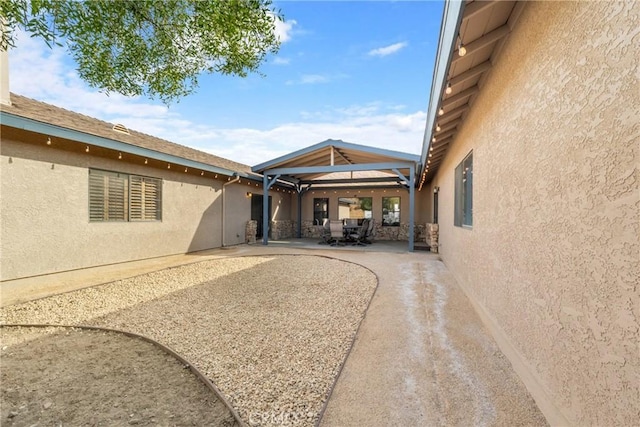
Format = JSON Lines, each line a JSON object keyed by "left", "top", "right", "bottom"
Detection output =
{"left": 130, "top": 176, "right": 162, "bottom": 221}
{"left": 89, "top": 170, "right": 128, "bottom": 221}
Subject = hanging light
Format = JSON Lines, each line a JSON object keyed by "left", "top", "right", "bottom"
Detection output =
{"left": 436, "top": 123, "right": 441, "bottom": 132}
{"left": 458, "top": 36, "right": 467, "bottom": 57}
{"left": 46, "top": 137, "right": 52, "bottom": 146}
{"left": 432, "top": 136, "right": 436, "bottom": 143}
{"left": 445, "top": 82, "right": 452, "bottom": 95}
{"left": 438, "top": 108, "right": 444, "bottom": 116}
{"left": 144, "top": 158, "right": 148, "bottom": 164}
{"left": 85, "top": 146, "right": 90, "bottom": 153}
{"left": 118, "top": 152, "right": 122, "bottom": 159}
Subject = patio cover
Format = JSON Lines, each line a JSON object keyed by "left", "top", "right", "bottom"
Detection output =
{"left": 252, "top": 139, "right": 421, "bottom": 251}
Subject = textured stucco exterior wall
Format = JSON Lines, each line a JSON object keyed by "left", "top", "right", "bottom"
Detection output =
{"left": 432, "top": 2, "right": 639, "bottom": 425}
{"left": 0, "top": 137, "right": 250, "bottom": 280}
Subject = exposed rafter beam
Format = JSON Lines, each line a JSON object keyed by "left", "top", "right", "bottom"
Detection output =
{"left": 439, "top": 104, "right": 469, "bottom": 124}
{"left": 300, "top": 177, "right": 400, "bottom": 185}
{"left": 435, "top": 119, "right": 461, "bottom": 135}
{"left": 453, "top": 25, "right": 511, "bottom": 63}
{"left": 450, "top": 60, "right": 492, "bottom": 87}
{"left": 265, "top": 162, "right": 415, "bottom": 176}
{"left": 434, "top": 128, "right": 457, "bottom": 141}
{"left": 462, "top": 1, "right": 496, "bottom": 22}
{"left": 332, "top": 146, "right": 352, "bottom": 164}
{"left": 442, "top": 85, "right": 479, "bottom": 109}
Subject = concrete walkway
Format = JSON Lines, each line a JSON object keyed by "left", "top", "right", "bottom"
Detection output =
{"left": 0, "top": 244, "right": 547, "bottom": 426}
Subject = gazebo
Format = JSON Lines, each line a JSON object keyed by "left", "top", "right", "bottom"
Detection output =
{"left": 252, "top": 139, "right": 421, "bottom": 251}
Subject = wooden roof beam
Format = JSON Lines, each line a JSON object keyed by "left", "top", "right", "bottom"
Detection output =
{"left": 462, "top": 1, "right": 496, "bottom": 22}
{"left": 442, "top": 85, "right": 479, "bottom": 109}
{"left": 452, "top": 24, "right": 511, "bottom": 64}
{"left": 450, "top": 60, "right": 492, "bottom": 87}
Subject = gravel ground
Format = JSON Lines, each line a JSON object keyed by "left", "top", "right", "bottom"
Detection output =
{"left": 0, "top": 255, "right": 378, "bottom": 427}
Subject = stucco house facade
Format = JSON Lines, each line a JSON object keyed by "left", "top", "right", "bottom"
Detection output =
{"left": 0, "top": 0, "right": 637, "bottom": 425}
{"left": 0, "top": 93, "right": 292, "bottom": 281}
{"left": 418, "top": 1, "right": 638, "bottom": 425}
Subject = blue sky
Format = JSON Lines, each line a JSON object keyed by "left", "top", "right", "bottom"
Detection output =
{"left": 8, "top": 1, "right": 443, "bottom": 166}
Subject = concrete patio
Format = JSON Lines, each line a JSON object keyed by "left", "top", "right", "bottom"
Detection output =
{"left": 0, "top": 243, "right": 547, "bottom": 426}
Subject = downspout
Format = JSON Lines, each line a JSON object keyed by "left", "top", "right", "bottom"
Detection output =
{"left": 221, "top": 174, "right": 240, "bottom": 247}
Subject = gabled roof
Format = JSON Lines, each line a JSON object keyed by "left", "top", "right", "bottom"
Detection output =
{"left": 252, "top": 139, "right": 420, "bottom": 186}
{"left": 419, "top": 0, "right": 525, "bottom": 188}
{"left": 0, "top": 93, "right": 252, "bottom": 176}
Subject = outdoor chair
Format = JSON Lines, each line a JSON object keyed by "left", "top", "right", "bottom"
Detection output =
{"left": 350, "top": 219, "right": 369, "bottom": 246}
{"left": 329, "top": 220, "right": 345, "bottom": 246}
{"left": 318, "top": 219, "right": 333, "bottom": 244}
{"left": 363, "top": 218, "right": 376, "bottom": 244}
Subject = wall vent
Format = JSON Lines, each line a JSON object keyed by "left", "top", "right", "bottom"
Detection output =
{"left": 112, "top": 123, "right": 130, "bottom": 135}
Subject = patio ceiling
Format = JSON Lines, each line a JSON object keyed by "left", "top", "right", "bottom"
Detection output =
{"left": 419, "top": 0, "right": 526, "bottom": 189}
{"left": 252, "top": 139, "right": 420, "bottom": 189}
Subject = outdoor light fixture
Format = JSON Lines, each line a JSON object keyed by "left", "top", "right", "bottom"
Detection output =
{"left": 201, "top": 171, "right": 204, "bottom": 176}
{"left": 432, "top": 136, "right": 436, "bottom": 143}
{"left": 185, "top": 167, "right": 188, "bottom": 172}
{"left": 46, "top": 137, "right": 52, "bottom": 145}
{"left": 436, "top": 123, "right": 441, "bottom": 132}
{"left": 434, "top": 186, "right": 440, "bottom": 193}
{"left": 246, "top": 192, "right": 252, "bottom": 198}
{"left": 144, "top": 159, "right": 148, "bottom": 164}
{"left": 438, "top": 108, "right": 444, "bottom": 116}
{"left": 85, "top": 146, "right": 89, "bottom": 153}
{"left": 168, "top": 164, "right": 171, "bottom": 169}
{"left": 458, "top": 36, "right": 467, "bottom": 57}
{"left": 118, "top": 152, "right": 122, "bottom": 159}
{"left": 445, "top": 82, "right": 452, "bottom": 95}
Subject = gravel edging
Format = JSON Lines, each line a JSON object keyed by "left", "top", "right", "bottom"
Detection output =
{"left": 0, "top": 255, "right": 378, "bottom": 427}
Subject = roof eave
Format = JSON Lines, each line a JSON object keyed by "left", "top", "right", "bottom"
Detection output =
{"left": 419, "top": 0, "right": 466, "bottom": 178}
{"left": 1, "top": 111, "right": 245, "bottom": 178}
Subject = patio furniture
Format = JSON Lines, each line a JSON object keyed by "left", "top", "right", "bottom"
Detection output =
{"left": 350, "top": 219, "right": 369, "bottom": 246}
{"left": 318, "top": 219, "right": 333, "bottom": 244}
{"left": 329, "top": 220, "right": 346, "bottom": 246}
{"left": 363, "top": 218, "right": 376, "bottom": 244}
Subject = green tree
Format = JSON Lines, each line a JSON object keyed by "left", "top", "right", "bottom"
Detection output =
{"left": 1, "top": 0, "right": 283, "bottom": 103}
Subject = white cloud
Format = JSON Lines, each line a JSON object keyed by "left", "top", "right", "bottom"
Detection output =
{"left": 286, "top": 73, "right": 348, "bottom": 85}
{"left": 7, "top": 30, "right": 425, "bottom": 168}
{"left": 272, "top": 57, "right": 291, "bottom": 65}
{"left": 368, "top": 41, "right": 408, "bottom": 57}
{"left": 274, "top": 18, "right": 297, "bottom": 43}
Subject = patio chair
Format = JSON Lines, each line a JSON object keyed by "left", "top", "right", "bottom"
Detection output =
{"left": 350, "top": 219, "right": 369, "bottom": 246}
{"left": 318, "top": 219, "right": 333, "bottom": 244}
{"left": 363, "top": 218, "right": 376, "bottom": 244}
{"left": 329, "top": 220, "right": 345, "bottom": 246}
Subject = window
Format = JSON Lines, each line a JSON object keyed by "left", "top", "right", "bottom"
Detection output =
{"left": 338, "top": 197, "right": 372, "bottom": 224}
{"left": 454, "top": 151, "right": 473, "bottom": 227}
{"left": 89, "top": 169, "right": 162, "bottom": 222}
{"left": 313, "top": 198, "right": 329, "bottom": 225}
{"left": 382, "top": 196, "right": 400, "bottom": 226}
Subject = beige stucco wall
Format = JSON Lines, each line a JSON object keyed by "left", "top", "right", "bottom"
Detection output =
{"left": 430, "top": 1, "right": 639, "bottom": 425}
{"left": 0, "top": 136, "right": 255, "bottom": 280}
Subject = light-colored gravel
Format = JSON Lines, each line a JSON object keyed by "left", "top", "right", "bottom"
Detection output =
{"left": 0, "top": 255, "right": 377, "bottom": 426}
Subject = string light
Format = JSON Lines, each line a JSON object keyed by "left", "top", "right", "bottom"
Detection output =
{"left": 85, "top": 146, "right": 89, "bottom": 153}
{"left": 436, "top": 123, "right": 441, "bottom": 132}
{"left": 457, "top": 35, "right": 466, "bottom": 57}
{"left": 438, "top": 108, "right": 444, "bottom": 116}
{"left": 46, "top": 137, "right": 52, "bottom": 145}
{"left": 118, "top": 152, "right": 122, "bottom": 159}
{"left": 445, "top": 82, "right": 452, "bottom": 94}
{"left": 201, "top": 171, "right": 204, "bottom": 176}
{"left": 167, "top": 164, "right": 171, "bottom": 169}
{"left": 144, "top": 159, "right": 148, "bottom": 164}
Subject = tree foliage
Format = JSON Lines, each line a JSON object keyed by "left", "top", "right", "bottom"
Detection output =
{"left": 1, "top": 0, "right": 283, "bottom": 103}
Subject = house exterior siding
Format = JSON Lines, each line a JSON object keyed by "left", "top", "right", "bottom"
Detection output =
{"left": 429, "top": 1, "right": 639, "bottom": 425}
{"left": 0, "top": 132, "right": 262, "bottom": 280}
